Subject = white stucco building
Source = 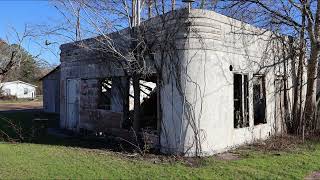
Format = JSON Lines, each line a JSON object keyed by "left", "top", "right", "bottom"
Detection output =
{"left": 55, "top": 9, "right": 301, "bottom": 156}
{"left": 0, "top": 81, "right": 37, "bottom": 99}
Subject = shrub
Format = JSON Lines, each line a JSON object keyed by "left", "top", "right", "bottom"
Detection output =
{"left": 0, "top": 95, "right": 17, "bottom": 100}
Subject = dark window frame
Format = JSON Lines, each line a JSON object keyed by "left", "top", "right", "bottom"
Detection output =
{"left": 253, "top": 74, "right": 267, "bottom": 125}
{"left": 24, "top": 88, "right": 28, "bottom": 95}
{"left": 98, "top": 78, "right": 112, "bottom": 110}
{"left": 234, "top": 73, "right": 250, "bottom": 128}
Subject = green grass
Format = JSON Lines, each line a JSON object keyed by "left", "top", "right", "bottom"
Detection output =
{"left": 0, "top": 111, "right": 320, "bottom": 179}
{"left": 0, "top": 99, "right": 33, "bottom": 103}
{"left": 0, "top": 95, "right": 42, "bottom": 103}
{"left": 0, "top": 111, "right": 58, "bottom": 141}
{"left": 0, "top": 142, "right": 320, "bottom": 179}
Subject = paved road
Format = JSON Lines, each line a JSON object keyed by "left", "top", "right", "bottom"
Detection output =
{"left": 0, "top": 101, "right": 43, "bottom": 112}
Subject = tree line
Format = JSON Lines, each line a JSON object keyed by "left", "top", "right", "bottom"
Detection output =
{"left": 0, "top": 39, "right": 53, "bottom": 95}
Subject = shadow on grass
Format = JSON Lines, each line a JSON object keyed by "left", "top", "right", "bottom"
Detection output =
{"left": 0, "top": 110, "right": 143, "bottom": 153}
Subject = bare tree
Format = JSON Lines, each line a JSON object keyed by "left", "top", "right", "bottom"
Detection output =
{"left": 216, "top": 0, "right": 320, "bottom": 135}
{"left": 0, "top": 25, "right": 36, "bottom": 82}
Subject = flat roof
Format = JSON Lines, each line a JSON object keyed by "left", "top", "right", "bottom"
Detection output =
{"left": 1, "top": 80, "right": 37, "bottom": 87}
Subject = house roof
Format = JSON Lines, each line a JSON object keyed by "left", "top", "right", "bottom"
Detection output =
{"left": 0, "top": 80, "right": 37, "bottom": 87}
{"left": 39, "top": 65, "right": 60, "bottom": 81}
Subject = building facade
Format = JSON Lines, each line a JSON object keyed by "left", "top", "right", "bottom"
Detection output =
{"left": 41, "top": 66, "right": 61, "bottom": 113}
{"left": 0, "top": 81, "right": 37, "bottom": 99}
{"left": 58, "top": 9, "right": 298, "bottom": 156}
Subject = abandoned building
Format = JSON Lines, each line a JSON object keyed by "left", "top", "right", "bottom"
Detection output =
{"left": 52, "top": 9, "right": 298, "bottom": 156}
{"left": 41, "top": 66, "right": 60, "bottom": 113}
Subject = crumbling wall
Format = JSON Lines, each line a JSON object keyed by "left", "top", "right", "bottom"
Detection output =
{"left": 60, "top": 41, "right": 127, "bottom": 131}
{"left": 79, "top": 78, "right": 124, "bottom": 131}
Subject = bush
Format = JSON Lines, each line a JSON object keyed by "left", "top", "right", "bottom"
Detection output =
{"left": 0, "top": 95, "right": 17, "bottom": 100}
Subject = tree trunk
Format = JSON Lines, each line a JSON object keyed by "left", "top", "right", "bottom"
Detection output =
{"left": 298, "top": 11, "right": 306, "bottom": 134}
{"left": 304, "top": 0, "right": 320, "bottom": 132}
{"left": 133, "top": 75, "right": 140, "bottom": 131}
{"left": 290, "top": 37, "right": 299, "bottom": 134}
{"left": 122, "top": 76, "right": 130, "bottom": 128}
{"left": 304, "top": 45, "right": 319, "bottom": 131}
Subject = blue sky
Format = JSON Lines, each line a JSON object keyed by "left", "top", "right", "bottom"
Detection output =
{"left": 0, "top": 1, "right": 204, "bottom": 66}
{"left": 0, "top": 0, "right": 61, "bottom": 65}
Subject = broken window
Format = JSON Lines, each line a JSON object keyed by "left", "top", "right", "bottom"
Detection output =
{"left": 234, "top": 73, "right": 249, "bottom": 128}
{"left": 3, "top": 89, "right": 10, "bottom": 95}
{"left": 24, "top": 88, "right": 28, "bottom": 94}
{"left": 253, "top": 74, "right": 267, "bottom": 125}
{"left": 243, "top": 75, "right": 249, "bottom": 126}
{"left": 234, "top": 74, "right": 242, "bottom": 128}
{"left": 98, "top": 78, "right": 112, "bottom": 110}
{"left": 128, "top": 79, "right": 157, "bottom": 111}
{"left": 124, "top": 76, "right": 159, "bottom": 131}
{"left": 139, "top": 79, "right": 157, "bottom": 130}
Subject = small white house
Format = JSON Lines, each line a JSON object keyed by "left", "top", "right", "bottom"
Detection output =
{"left": 0, "top": 81, "right": 37, "bottom": 99}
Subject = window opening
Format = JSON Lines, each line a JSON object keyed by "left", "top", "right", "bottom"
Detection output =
{"left": 24, "top": 88, "right": 28, "bottom": 95}
{"left": 253, "top": 75, "right": 267, "bottom": 125}
{"left": 234, "top": 73, "right": 249, "bottom": 128}
{"left": 98, "top": 78, "right": 112, "bottom": 110}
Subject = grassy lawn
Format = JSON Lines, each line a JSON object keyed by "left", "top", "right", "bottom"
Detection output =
{"left": 0, "top": 112, "right": 320, "bottom": 179}
{"left": 0, "top": 99, "right": 37, "bottom": 104}
{"left": 1, "top": 141, "right": 320, "bottom": 179}
{"left": 0, "top": 95, "right": 42, "bottom": 104}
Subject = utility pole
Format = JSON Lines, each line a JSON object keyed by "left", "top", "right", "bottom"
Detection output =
{"left": 76, "top": 7, "right": 81, "bottom": 41}
{"left": 131, "top": 0, "right": 141, "bottom": 27}
{"left": 182, "top": 0, "right": 194, "bottom": 12}
{"left": 132, "top": 0, "right": 136, "bottom": 27}
{"left": 136, "top": 0, "right": 141, "bottom": 26}
{"left": 172, "top": 0, "right": 176, "bottom": 12}
{"left": 148, "top": 0, "right": 152, "bottom": 18}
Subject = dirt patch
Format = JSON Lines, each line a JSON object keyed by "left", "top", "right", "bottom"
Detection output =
{"left": 215, "top": 152, "right": 241, "bottom": 161}
{"left": 75, "top": 146, "right": 206, "bottom": 167}
{"left": 117, "top": 152, "right": 206, "bottom": 167}
{"left": 243, "top": 135, "right": 303, "bottom": 152}
{"left": 305, "top": 171, "right": 320, "bottom": 180}
{"left": 0, "top": 101, "right": 42, "bottom": 111}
